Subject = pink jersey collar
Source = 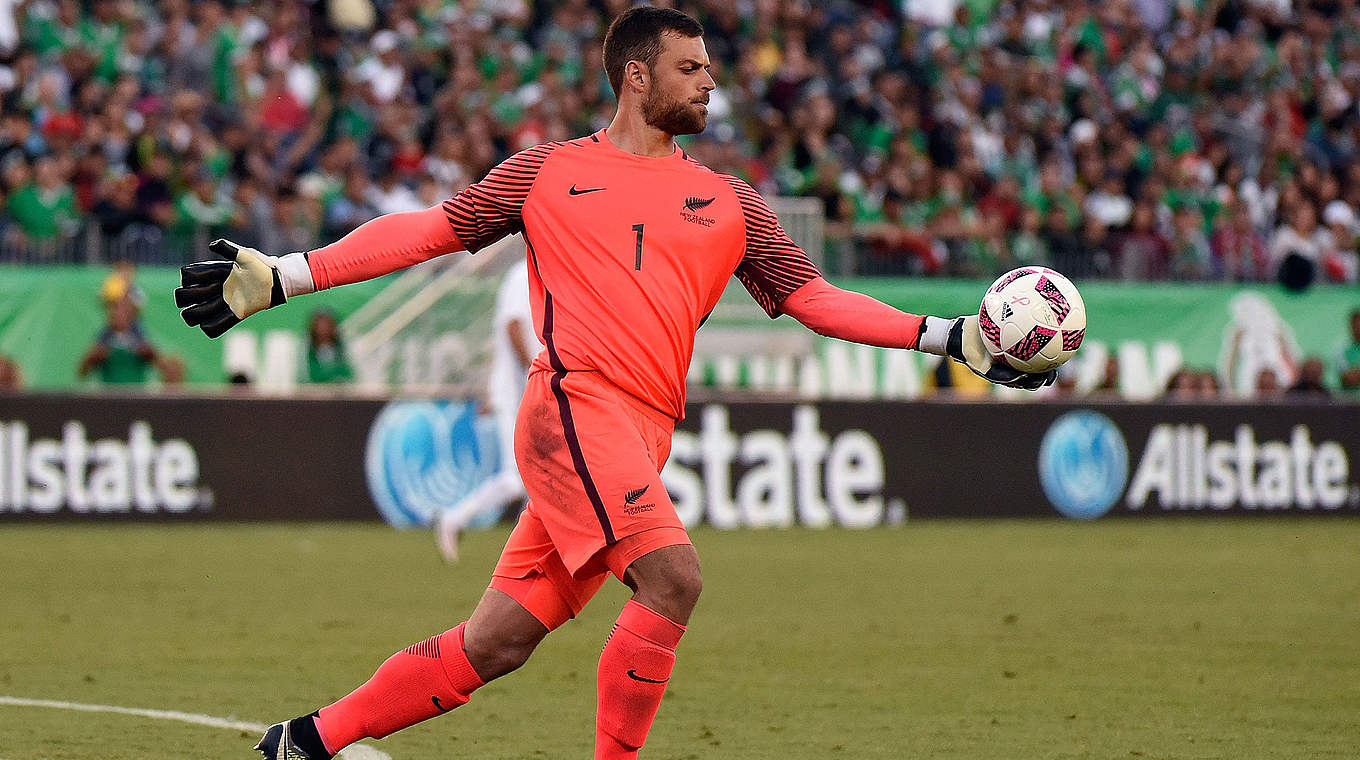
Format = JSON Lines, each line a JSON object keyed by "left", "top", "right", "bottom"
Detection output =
{"left": 593, "top": 129, "right": 690, "bottom": 164}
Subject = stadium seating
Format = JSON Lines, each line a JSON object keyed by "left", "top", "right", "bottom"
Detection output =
{"left": 0, "top": 0, "right": 1355, "bottom": 283}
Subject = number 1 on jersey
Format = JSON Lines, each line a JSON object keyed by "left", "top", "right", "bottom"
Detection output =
{"left": 632, "top": 223, "right": 644, "bottom": 270}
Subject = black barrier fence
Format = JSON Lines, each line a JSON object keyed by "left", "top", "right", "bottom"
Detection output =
{"left": 0, "top": 394, "right": 384, "bottom": 521}
{"left": 671, "top": 400, "right": 1360, "bottom": 524}
{"left": 0, "top": 394, "right": 1356, "bottom": 523}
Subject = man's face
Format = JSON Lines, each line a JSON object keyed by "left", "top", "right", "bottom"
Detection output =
{"left": 640, "top": 33, "right": 715, "bottom": 136}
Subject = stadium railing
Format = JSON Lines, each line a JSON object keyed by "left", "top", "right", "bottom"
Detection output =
{"left": 0, "top": 225, "right": 211, "bottom": 266}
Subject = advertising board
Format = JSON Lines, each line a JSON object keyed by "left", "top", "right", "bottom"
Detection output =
{"left": 1, "top": 395, "right": 1354, "bottom": 523}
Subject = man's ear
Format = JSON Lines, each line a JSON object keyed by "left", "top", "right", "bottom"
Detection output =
{"left": 625, "top": 60, "right": 649, "bottom": 93}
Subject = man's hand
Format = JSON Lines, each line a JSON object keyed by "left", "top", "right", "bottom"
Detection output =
{"left": 176, "top": 239, "right": 314, "bottom": 338}
{"left": 917, "top": 315, "right": 1056, "bottom": 390}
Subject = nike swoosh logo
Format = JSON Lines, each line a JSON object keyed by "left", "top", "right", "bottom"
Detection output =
{"left": 568, "top": 185, "right": 606, "bottom": 195}
{"left": 626, "top": 669, "right": 668, "bottom": 684}
{"left": 431, "top": 696, "right": 454, "bottom": 713}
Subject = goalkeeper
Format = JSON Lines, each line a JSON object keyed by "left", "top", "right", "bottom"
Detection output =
{"left": 176, "top": 8, "right": 1054, "bottom": 760}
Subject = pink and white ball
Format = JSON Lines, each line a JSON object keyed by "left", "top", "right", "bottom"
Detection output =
{"left": 978, "top": 267, "right": 1087, "bottom": 374}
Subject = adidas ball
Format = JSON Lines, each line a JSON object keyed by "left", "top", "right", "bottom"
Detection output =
{"left": 978, "top": 267, "right": 1086, "bottom": 374}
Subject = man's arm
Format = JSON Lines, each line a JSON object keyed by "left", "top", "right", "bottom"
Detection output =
{"left": 77, "top": 344, "right": 109, "bottom": 378}
{"left": 506, "top": 317, "right": 536, "bottom": 370}
{"left": 1341, "top": 355, "right": 1360, "bottom": 389}
{"left": 176, "top": 142, "right": 563, "bottom": 338}
{"left": 722, "top": 175, "right": 1053, "bottom": 390}
{"left": 780, "top": 276, "right": 1053, "bottom": 389}
{"left": 308, "top": 136, "right": 563, "bottom": 290}
{"left": 306, "top": 206, "right": 465, "bottom": 290}
{"left": 780, "top": 277, "right": 924, "bottom": 349}
{"left": 129, "top": 324, "right": 158, "bottom": 361}
{"left": 175, "top": 209, "right": 465, "bottom": 339}
{"left": 308, "top": 131, "right": 558, "bottom": 288}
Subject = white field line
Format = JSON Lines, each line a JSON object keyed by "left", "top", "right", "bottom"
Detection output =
{"left": 0, "top": 696, "right": 389, "bottom": 759}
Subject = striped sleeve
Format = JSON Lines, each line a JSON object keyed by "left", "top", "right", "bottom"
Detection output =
{"left": 441, "top": 142, "right": 561, "bottom": 253}
{"left": 721, "top": 175, "right": 823, "bottom": 317}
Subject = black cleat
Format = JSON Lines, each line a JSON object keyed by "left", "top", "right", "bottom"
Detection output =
{"left": 254, "top": 719, "right": 329, "bottom": 760}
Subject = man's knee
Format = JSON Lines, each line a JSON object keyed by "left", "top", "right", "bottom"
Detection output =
{"left": 463, "top": 626, "right": 539, "bottom": 680}
{"left": 463, "top": 589, "right": 550, "bottom": 681}
{"left": 641, "top": 565, "right": 703, "bottom": 611}
{"left": 625, "top": 545, "right": 702, "bottom": 624}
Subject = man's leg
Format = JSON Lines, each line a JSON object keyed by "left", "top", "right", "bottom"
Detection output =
{"left": 436, "top": 469, "right": 526, "bottom": 562}
{"left": 437, "top": 399, "right": 525, "bottom": 562}
{"left": 595, "top": 543, "right": 702, "bottom": 760}
{"left": 510, "top": 369, "right": 696, "bottom": 758}
{"left": 257, "top": 589, "right": 548, "bottom": 760}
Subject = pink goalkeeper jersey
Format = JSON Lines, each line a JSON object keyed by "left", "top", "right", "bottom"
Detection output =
{"left": 439, "top": 130, "right": 820, "bottom": 419}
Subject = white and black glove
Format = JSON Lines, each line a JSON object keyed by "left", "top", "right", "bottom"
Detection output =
{"left": 176, "top": 239, "right": 315, "bottom": 338}
{"left": 916, "top": 315, "right": 1056, "bottom": 391}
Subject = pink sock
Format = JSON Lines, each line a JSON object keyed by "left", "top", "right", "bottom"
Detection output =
{"left": 595, "top": 600, "right": 686, "bottom": 759}
{"left": 315, "top": 622, "right": 484, "bottom": 754}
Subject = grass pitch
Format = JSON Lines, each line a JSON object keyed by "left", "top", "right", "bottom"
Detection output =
{"left": 1, "top": 519, "right": 1357, "bottom": 759}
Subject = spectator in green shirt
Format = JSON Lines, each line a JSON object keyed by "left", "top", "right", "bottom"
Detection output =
{"left": 77, "top": 295, "right": 158, "bottom": 385}
{"left": 173, "top": 171, "right": 238, "bottom": 240}
{"left": 1339, "top": 310, "right": 1360, "bottom": 393}
{"left": 306, "top": 309, "right": 354, "bottom": 384}
{"left": 5, "top": 155, "right": 79, "bottom": 243}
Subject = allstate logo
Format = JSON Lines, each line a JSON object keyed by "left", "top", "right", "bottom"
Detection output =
{"left": 365, "top": 400, "right": 499, "bottom": 527}
{"left": 1038, "top": 411, "right": 1129, "bottom": 520}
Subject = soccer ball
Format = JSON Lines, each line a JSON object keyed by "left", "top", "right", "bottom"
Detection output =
{"left": 978, "top": 267, "right": 1086, "bottom": 373}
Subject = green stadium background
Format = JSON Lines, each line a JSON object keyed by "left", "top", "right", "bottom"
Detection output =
{"left": 1, "top": 266, "right": 1355, "bottom": 392}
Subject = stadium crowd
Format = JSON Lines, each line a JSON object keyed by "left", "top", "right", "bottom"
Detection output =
{"left": 1, "top": 0, "right": 1359, "bottom": 285}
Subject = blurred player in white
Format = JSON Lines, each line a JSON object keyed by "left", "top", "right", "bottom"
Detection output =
{"left": 436, "top": 258, "right": 541, "bottom": 562}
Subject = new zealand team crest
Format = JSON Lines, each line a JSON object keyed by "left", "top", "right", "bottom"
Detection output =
{"left": 681, "top": 195, "right": 717, "bottom": 227}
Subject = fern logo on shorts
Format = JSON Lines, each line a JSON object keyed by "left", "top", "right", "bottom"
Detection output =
{"left": 623, "top": 484, "right": 654, "bottom": 515}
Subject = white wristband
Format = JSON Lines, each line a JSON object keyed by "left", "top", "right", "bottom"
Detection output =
{"left": 274, "top": 252, "right": 317, "bottom": 298}
{"left": 916, "top": 316, "right": 953, "bottom": 356}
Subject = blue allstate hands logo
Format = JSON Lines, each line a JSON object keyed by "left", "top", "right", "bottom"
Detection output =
{"left": 365, "top": 400, "right": 500, "bottom": 527}
{"left": 1038, "top": 411, "right": 1129, "bottom": 520}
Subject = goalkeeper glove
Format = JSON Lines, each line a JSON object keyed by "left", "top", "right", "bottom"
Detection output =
{"left": 916, "top": 315, "right": 1056, "bottom": 391}
{"left": 176, "top": 239, "right": 315, "bottom": 338}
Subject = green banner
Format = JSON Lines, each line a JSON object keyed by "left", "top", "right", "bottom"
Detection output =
{"left": 840, "top": 277, "right": 1354, "bottom": 372}
{"left": 1, "top": 266, "right": 1356, "bottom": 396}
{"left": 698, "top": 278, "right": 1359, "bottom": 399}
{"left": 0, "top": 266, "right": 393, "bottom": 388}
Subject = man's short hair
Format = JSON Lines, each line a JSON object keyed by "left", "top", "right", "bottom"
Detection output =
{"left": 602, "top": 6, "right": 704, "bottom": 96}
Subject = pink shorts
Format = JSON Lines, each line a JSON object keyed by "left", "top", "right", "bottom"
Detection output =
{"left": 489, "top": 369, "right": 691, "bottom": 629}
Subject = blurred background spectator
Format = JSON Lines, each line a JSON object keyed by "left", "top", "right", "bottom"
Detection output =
{"left": 305, "top": 307, "right": 353, "bottom": 384}
{"left": 1339, "top": 309, "right": 1360, "bottom": 394}
{"left": 0, "top": 353, "right": 22, "bottom": 390}
{"left": 0, "top": 0, "right": 1358, "bottom": 283}
{"left": 1287, "top": 356, "right": 1329, "bottom": 398}
{"left": 77, "top": 291, "right": 158, "bottom": 384}
{"left": 1195, "top": 369, "right": 1221, "bottom": 399}
{"left": 1164, "top": 368, "right": 1198, "bottom": 400}
{"left": 1093, "top": 354, "right": 1121, "bottom": 396}
{"left": 1253, "top": 366, "right": 1285, "bottom": 400}
{"left": 1161, "top": 366, "right": 1224, "bottom": 400}
{"left": 156, "top": 352, "right": 186, "bottom": 386}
